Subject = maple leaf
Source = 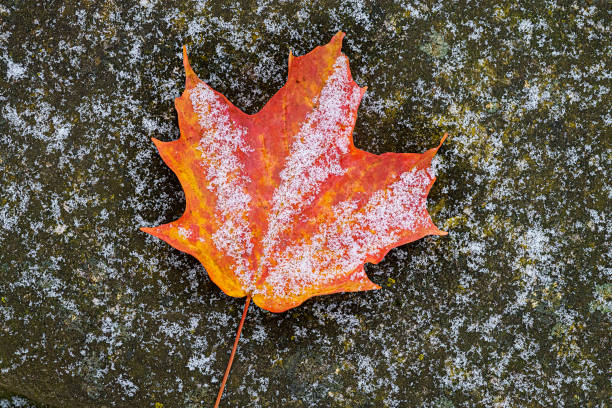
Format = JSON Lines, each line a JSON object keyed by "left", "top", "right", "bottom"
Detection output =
{"left": 141, "top": 32, "right": 446, "bottom": 406}
{"left": 141, "top": 31, "right": 446, "bottom": 313}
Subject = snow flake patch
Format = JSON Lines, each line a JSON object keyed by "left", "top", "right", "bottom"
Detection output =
{"left": 190, "top": 83, "right": 255, "bottom": 289}
{"left": 259, "top": 55, "right": 362, "bottom": 277}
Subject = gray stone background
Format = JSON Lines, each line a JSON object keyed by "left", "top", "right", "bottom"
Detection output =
{"left": 1, "top": 0, "right": 610, "bottom": 407}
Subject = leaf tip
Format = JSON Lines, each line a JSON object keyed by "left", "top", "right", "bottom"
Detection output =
{"left": 140, "top": 226, "right": 158, "bottom": 236}
{"left": 430, "top": 133, "right": 448, "bottom": 156}
{"left": 151, "top": 137, "right": 178, "bottom": 154}
{"left": 329, "top": 30, "right": 345, "bottom": 55}
{"left": 435, "top": 229, "right": 449, "bottom": 236}
{"left": 150, "top": 137, "right": 166, "bottom": 151}
{"left": 439, "top": 132, "right": 448, "bottom": 147}
{"left": 333, "top": 30, "right": 346, "bottom": 44}
{"left": 182, "top": 45, "right": 198, "bottom": 88}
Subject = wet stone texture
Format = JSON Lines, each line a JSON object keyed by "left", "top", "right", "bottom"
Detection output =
{"left": 0, "top": 1, "right": 610, "bottom": 407}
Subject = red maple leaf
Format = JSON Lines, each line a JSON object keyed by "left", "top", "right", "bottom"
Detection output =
{"left": 141, "top": 31, "right": 446, "bottom": 406}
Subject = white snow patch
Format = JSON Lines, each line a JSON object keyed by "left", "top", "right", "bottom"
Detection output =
{"left": 258, "top": 55, "right": 362, "bottom": 283}
{"left": 4, "top": 54, "right": 26, "bottom": 81}
{"left": 265, "top": 168, "right": 433, "bottom": 298}
{"left": 117, "top": 374, "right": 139, "bottom": 397}
{"left": 190, "top": 83, "right": 255, "bottom": 290}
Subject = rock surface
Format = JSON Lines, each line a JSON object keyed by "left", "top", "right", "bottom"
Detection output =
{"left": 0, "top": 1, "right": 610, "bottom": 407}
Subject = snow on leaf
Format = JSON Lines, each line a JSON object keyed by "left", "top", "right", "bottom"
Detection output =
{"left": 141, "top": 31, "right": 447, "bottom": 313}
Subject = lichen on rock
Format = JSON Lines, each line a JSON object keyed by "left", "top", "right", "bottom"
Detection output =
{"left": 0, "top": 1, "right": 610, "bottom": 407}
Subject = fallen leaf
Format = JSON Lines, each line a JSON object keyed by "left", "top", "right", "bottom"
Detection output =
{"left": 141, "top": 31, "right": 446, "bottom": 313}
{"left": 141, "top": 31, "right": 447, "bottom": 406}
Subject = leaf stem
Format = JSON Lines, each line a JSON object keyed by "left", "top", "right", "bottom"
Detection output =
{"left": 214, "top": 295, "right": 251, "bottom": 408}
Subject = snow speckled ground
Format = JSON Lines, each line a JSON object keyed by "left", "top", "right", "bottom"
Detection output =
{"left": 0, "top": 1, "right": 610, "bottom": 407}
